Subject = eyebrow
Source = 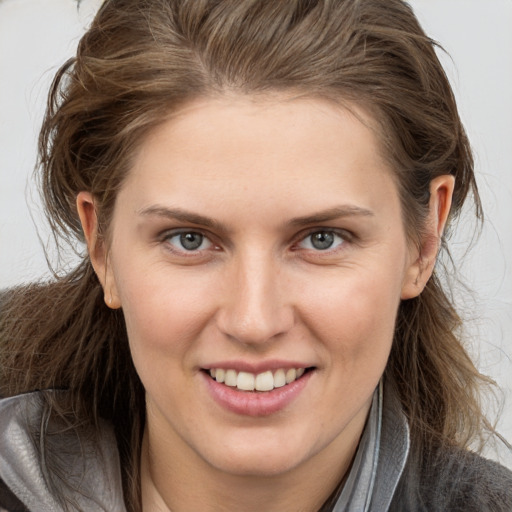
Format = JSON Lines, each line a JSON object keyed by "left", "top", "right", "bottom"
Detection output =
{"left": 137, "top": 204, "right": 374, "bottom": 230}
{"left": 288, "top": 205, "right": 374, "bottom": 226}
{"left": 137, "top": 205, "right": 225, "bottom": 232}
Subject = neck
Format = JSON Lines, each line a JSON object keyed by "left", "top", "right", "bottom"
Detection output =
{"left": 140, "top": 417, "right": 366, "bottom": 512}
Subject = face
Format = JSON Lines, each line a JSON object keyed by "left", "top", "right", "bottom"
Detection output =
{"left": 82, "top": 95, "right": 427, "bottom": 479}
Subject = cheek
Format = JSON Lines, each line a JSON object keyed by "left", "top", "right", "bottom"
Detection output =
{"left": 110, "top": 255, "right": 217, "bottom": 361}
{"left": 300, "top": 267, "right": 402, "bottom": 365}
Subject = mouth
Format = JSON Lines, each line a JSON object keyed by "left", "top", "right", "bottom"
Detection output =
{"left": 203, "top": 367, "right": 314, "bottom": 393}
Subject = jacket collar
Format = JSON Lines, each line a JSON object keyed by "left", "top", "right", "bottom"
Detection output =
{"left": 0, "top": 391, "right": 126, "bottom": 512}
{"left": 0, "top": 382, "right": 409, "bottom": 512}
{"left": 333, "top": 380, "right": 410, "bottom": 512}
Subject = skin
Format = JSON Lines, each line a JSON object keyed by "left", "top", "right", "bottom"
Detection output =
{"left": 78, "top": 95, "right": 454, "bottom": 512}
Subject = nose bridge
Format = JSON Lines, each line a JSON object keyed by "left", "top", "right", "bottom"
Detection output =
{"left": 218, "top": 247, "right": 293, "bottom": 345}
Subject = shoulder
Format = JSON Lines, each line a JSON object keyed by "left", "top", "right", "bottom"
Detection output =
{"left": 0, "top": 391, "right": 126, "bottom": 511}
{"left": 432, "top": 449, "right": 512, "bottom": 511}
{"left": 392, "top": 445, "right": 512, "bottom": 512}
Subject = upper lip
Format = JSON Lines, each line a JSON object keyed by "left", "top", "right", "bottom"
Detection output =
{"left": 201, "top": 360, "right": 314, "bottom": 374}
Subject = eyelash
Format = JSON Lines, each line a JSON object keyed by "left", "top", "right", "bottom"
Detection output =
{"left": 158, "top": 228, "right": 353, "bottom": 257}
{"left": 160, "top": 230, "right": 216, "bottom": 256}
{"left": 294, "top": 229, "right": 350, "bottom": 252}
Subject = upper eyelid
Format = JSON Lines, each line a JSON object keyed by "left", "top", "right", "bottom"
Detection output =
{"left": 293, "top": 227, "right": 354, "bottom": 243}
{"left": 157, "top": 227, "right": 354, "bottom": 252}
{"left": 159, "top": 228, "right": 216, "bottom": 251}
{"left": 290, "top": 229, "right": 355, "bottom": 257}
{"left": 159, "top": 227, "right": 212, "bottom": 240}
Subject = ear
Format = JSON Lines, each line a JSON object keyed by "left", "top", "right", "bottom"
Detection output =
{"left": 76, "top": 191, "right": 121, "bottom": 309}
{"left": 401, "top": 175, "right": 455, "bottom": 300}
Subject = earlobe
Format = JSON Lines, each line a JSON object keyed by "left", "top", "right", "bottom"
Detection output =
{"left": 401, "top": 175, "right": 455, "bottom": 300}
{"left": 76, "top": 192, "right": 121, "bottom": 309}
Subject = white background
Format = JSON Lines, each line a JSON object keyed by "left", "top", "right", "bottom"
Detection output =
{"left": 0, "top": 0, "right": 511, "bottom": 460}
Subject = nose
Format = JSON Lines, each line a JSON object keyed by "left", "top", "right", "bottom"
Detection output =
{"left": 216, "top": 252, "right": 295, "bottom": 347}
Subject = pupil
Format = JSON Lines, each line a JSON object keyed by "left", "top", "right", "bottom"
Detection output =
{"left": 311, "top": 231, "right": 334, "bottom": 250}
{"left": 180, "top": 232, "right": 203, "bottom": 250}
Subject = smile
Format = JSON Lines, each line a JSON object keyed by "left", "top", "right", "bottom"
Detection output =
{"left": 208, "top": 367, "right": 307, "bottom": 392}
{"left": 203, "top": 366, "right": 314, "bottom": 416}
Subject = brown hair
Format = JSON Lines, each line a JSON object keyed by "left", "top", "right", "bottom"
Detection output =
{"left": 0, "top": 0, "right": 494, "bottom": 510}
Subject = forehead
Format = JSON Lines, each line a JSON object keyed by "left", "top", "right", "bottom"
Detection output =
{"left": 119, "top": 94, "right": 400, "bottom": 225}
{"left": 140, "top": 93, "right": 386, "bottom": 158}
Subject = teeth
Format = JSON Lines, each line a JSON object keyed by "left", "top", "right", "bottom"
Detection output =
{"left": 224, "top": 369, "right": 237, "bottom": 387}
{"left": 255, "top": 371, "right": 274, "bottom": 391}
{"left": 285, "top": 368, "right": 297, "bottom": 384}
{"left": 208, "top": 367, "right": 307, "bottom": 392}
{"left": 273, "top": 369, "right": 286, "bottom": 388}
{"left": 237, "top": 371, "right": 255, "bottom": 391}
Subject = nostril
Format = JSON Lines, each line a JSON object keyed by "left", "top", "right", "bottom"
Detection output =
{"left": 215, "top": 290, "right": 295, "bottom": 345}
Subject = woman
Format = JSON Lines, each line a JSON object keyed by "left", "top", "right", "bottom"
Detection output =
{"left": 0, "top": 0, "right": 511, "bottom": 511}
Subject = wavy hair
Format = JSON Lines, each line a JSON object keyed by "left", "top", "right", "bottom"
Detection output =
{"left": 0, "top": 1, "right": 495, "bottom": 510}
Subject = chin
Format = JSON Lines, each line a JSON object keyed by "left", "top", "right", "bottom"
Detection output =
{"left": 198, "top": 430, "right": 318, "bottom": 478}
{"left": 212, "top": 451, "right": 306, "bottom": 478}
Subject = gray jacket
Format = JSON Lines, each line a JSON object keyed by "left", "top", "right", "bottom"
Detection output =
{"left": 1, "top": 383, "right": 511, "bottom": 511}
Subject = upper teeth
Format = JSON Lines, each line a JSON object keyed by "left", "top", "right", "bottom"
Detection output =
{"left": 209, "top": 368, "right": 306, "bottom": 392}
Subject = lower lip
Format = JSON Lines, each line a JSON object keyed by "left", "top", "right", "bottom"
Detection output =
{"left": 202, "top": 371, "right": 313, "bottom": 417}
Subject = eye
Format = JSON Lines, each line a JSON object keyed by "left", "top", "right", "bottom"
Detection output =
{"left": 298, "top": 230, "right": 345, "bottom": 251}
{"left": 166, "top": 231, "right": 213, "bottom": 252}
